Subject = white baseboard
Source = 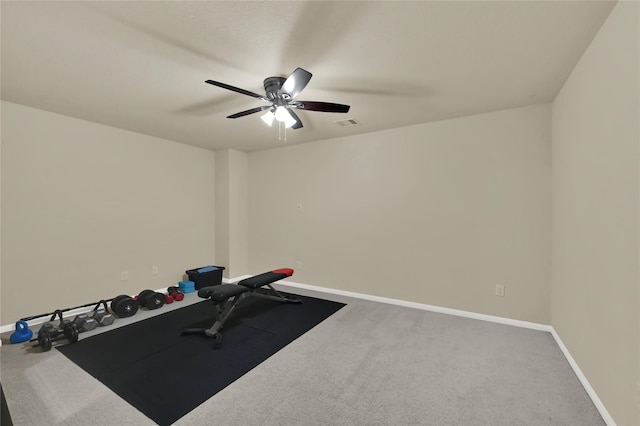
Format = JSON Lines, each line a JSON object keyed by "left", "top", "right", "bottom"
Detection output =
{"left": 1, "top": 276, "right": 616, "bottom": 425}
{"left": 549, "top": 328, "right": 617, "bottom": 426}
{"left": 276, "top": 279, "right": 552, "bottom": 331}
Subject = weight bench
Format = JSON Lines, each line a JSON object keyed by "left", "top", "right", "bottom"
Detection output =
{"left": 182, "top": 268, "right": 301, "bottom": 348}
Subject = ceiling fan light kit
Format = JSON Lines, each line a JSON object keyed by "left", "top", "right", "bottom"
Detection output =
{"left": 205, "top": 68, "right": 350, "bottom": 132}
{"left": 260, "top": 110, "right": 276, "bottom": 126}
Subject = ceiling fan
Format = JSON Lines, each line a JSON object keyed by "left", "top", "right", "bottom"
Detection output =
{"left": 205, "top": 68, "right": 350, "bottom": 130}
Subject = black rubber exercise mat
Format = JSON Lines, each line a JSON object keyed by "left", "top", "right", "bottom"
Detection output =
{"left": 58, "top": 293, "right": 345, "bottom": 426}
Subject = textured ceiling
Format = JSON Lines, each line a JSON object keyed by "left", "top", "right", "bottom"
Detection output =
{"left": 1, "top": 1, "right": 616, "bottom": 152}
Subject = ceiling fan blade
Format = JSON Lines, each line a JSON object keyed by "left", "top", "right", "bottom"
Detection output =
{"left": 279, "top": 68, "right": 312, "bottom": 99}
{"left": 288, "top": 109, "right": 303, "bottom": 129}
{"left": 227, "top": 106, "right": 271, "bottom": 119}
{"left": 294, "top": 101, "right": 350, "bottom": 113}
{"left": 206, "top": 80, "right": 268, "bottom": 101}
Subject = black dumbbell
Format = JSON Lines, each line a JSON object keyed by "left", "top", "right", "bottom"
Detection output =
{"left": 71, "top": 313, "right": 98, "bottom": 332}
{"left": 90, "top": 309, "right": 115, "bottom": 326}
{"left": 89, "top": 300, "right": 115, "bottom": 326}
{"left": 137, "top": 290, "right": 165, "bottom": 310}
{"left": 36, "top": 322, "right": 79, "bottom": 352}
{"left": 110, "top": 295, "right": 139, "bottom": 318}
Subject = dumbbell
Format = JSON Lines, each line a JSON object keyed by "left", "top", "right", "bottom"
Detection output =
{"left": 36, "top": 322, "right": 79, "bottom": 352}
{"left": 110, "top": 295, "right": 139, "bottom": 318}
{"left": 89, "top": 300, "right": 115, "bottom": 326}
{"left": 70, "top": 313, "right": 98, "bottom": 332}
{"left": 167, "top": 287, "right": 185, "bottom": 302}
{"left": 164, "top": 291, "right": 184, "bottom": 304}
{"left": 90, "top": 309, "right": 115, "bottom": 326}
{"left": 136, "top": 290, "right": 165, "bottom": 310}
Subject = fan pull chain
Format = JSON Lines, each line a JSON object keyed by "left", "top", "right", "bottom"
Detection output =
{"left": 277, "top": 121, "right": 287, "bottom": 142}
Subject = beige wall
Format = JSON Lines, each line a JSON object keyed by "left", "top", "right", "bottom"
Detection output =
{"left": 1, "top": 101, "right": 216, "bottom": 324}
{"left": 249, "top": 104, "right": 551, "bottom": 324}
{"left": 214, "top": 150, "right": 230, "bottom": 275}
{"left": 214, "top": 149, "right": 248, "bottom": 278}
{"left": 228, "top": 149, "right": 249, "bottom": 277}
{"left": 551, "top": 2, "right": 640, "bottom": 425}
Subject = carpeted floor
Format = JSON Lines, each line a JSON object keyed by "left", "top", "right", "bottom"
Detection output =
{"left": 1, "top": 284, "right": 604, "bottom": 426}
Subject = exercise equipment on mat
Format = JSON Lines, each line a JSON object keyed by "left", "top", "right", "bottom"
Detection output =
{"left": 167, "top": 287, "right": 185, "bottom": 303}
{"left": 110, "top": 295, "right": 139, "bottom": 318}
{"left": 178, "top": 280, "right": 195, "bottom": 293}
{"left": 164, "top": 292, "right": 184, "bottom": 304}
{"left": 89, "top": 300, "right": 115, "bottom": 326}
{"left": 136, "top": 290, "right": 165, "bottom": 310}
{"left": 32, "top": 310, "right": 79, "bottom": 352}
{"left": 71, "top": 313, "right": 97, "bottom": 332}
{"left": 15, "top": 298, "right": 122, "bottom": 344}
{"left": 9, "top": 321, "right": 33, "bottom": 344}
{"left": 182, "top": 268, "right": 301, "bottom": 348}
{"left": 20, "top": 299, "right": 113, "bottom": 323}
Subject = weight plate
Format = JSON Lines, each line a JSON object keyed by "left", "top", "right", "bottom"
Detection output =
{"left": 39, "top": 333, "right": 52, "bottom": 352}
{"left": 147, "top": 293, "right": 165, "bottom": 310}
{"left": 63, "top": 324, "right": 79, "bottom": 344}
{"left": 110, "top": 295, "right": 128, "bottom": 313}
{"left": 138, "top": 290, "right": 154, "bottom": 308}
{"left": 114, "top": 297, "right": 139, "bottom": 318}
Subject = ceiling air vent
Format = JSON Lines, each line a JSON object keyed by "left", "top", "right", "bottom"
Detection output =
{"left": 334, "top": 118, "right": 360, "bottom": 127}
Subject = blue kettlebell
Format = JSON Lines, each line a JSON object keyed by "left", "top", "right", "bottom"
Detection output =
{"left": 10, "top": 320, "right": 33, "bottom": 344}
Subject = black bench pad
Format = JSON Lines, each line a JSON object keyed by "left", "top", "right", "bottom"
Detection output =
{"left": 198, "top": 284, "right": 248, "bottom": 303}
{"left": 238, "top": 268, "right": 294, "bottom": 289}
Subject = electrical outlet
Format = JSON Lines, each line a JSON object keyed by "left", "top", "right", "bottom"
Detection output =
{"left": 296, "top": 203, "right": 303, "bottom": 212}
{"left": 121, "top": 271, "right": 129, "bottom": 281}
{"left": 296, "top": 261, "right": 303, "bottom": 270}
{"left": 495, "top": 285, "right": 505, "bottom": 297}
{"left": 152, "top": 265, "right": 159, "bottom": 275}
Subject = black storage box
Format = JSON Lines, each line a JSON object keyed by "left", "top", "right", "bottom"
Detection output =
{"left": 186, "top": 266, "right": 225, "bottom": 290}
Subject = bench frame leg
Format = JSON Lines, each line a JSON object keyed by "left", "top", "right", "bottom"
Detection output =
{"left": 202, "top": 292, "right": 249, "bottom": 336}
{"left": 183, "top": 281, "right": 302, "bottom": 349}
{"left": 183, "top": 292, "right": 248, "bottom": 338}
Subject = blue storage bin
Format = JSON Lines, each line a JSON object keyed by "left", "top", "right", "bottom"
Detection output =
{"left": 185, "top": 266, "right": 225, "bottom": 290}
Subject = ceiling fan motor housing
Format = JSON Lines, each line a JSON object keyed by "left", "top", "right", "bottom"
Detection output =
{"left": 264, "top": 77, "right": 287, "bottom": 100}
